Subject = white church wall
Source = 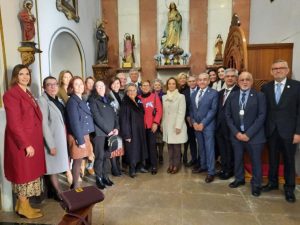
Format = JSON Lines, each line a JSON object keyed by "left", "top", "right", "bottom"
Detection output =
{"left": 249, "top": 0, "right": 300, "bottom": 80}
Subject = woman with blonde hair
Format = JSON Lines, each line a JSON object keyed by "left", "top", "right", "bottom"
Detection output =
{"left": 177, "top": 72, "right": 188, "bottom": 94}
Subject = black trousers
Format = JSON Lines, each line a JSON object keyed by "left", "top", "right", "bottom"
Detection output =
{"left": 183, "top": 121, "right": 197, "bottom": 163}
{"left": 145, "top": 128, "right": 157, "bottom": 169}
{"left": 93, "top": 136, "right": 109, "bottom": 178}
{"left": 268, "top": 129, "right": 296, "bottom": 191}
{"left": 216, "top": 129, "right": 234, "bottom": 173}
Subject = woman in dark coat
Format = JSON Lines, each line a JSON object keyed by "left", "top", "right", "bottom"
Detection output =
{"left": 119, "top": 83, "right": 148, "bottom": 178}
{"left": 88, "top": 80, "right": 119, "bottom": 189}
{"left": 3, "top": 64, "right": 45, "bottom": 219}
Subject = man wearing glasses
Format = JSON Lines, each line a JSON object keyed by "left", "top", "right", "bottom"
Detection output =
{"left": 261, "top": 59, "right": 300, "bottom": 203}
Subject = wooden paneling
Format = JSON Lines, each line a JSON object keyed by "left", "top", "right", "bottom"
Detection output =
{"left": 101, "top": 0, "right": 119, "bottom": 69}
{"left": 139, "top": 0, "right": 157, "bottom": 81}
{"left": 247, "top": 43, "right": 293, "bottom": 88}
{"left": 189, "top": 0, "right": 208, "bottom": 75}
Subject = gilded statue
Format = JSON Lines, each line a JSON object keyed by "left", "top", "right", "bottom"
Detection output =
{"left": 161, "top": 2, "right": 182, "bottom": 49}
{"left": 122, "top": 33, "right": 135, "bottom": 65}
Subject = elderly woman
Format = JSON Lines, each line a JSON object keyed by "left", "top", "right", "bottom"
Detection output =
{"left": 38, "top": 76, "right": 69, "bottom": 199}
{"left": 88, "top": 80, "right": 119, "bottom": 189}
{"left": 162, "top": 77, "right": 187, "bottom": 174}
{"left": 139, "top": 80, "right": 163, "bottom": 174}
{"left": 66, "top": 76, "right": 95, "bottom": 189}
{"left": 120, "top": 83, "right": 148, "bottom": 178}
{"left": 152, "top": 79, "right": 166, "bottom": 164}
{"left": 3, "top": 64, "right": 46, "bottom": 219}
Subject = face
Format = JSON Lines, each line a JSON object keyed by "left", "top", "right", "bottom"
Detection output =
{"left": 209, "top": 71, "right": 217, "bottom": 83}
{"left": 141, "top": 82, "right": 151, "bottom": 94}
{"left": 111, "top": 79, "right": 121, "bottom": 92}
{"left": 118, "top": 74, "right": 127, "bottom": 87}
{"left": 238, "top": 72, "right": 253, "bottom": 91}
{"left": 85, "top": 78, "right": 94, "bottom": 92}
{"left": 129, "top": 71, "right": 139, "bottom": 83}
{"left": 167, "top": 79, "right": 177, "bottom": 92}
{"left": 17, "top": 68, "right": 31, "bottom": 87}
{"left": 44, "top": 79, "right": 58, "bottom": 97}
{"left": 217, "top": 67, "right": 225, "bottom": 80}
{"left": 95, "top": 81, "right": 106, "bottom": 97}
{"left": 62, "top": 72, "right": 72, "bottom": 86}
{"left": 178, "top": 77, "right": 187, "bottom": 87}
{"left": 73, "top": 78, "right": 85, "bottom": 95}
{"left": 197, "top": 74, "right": 210, "bottom": 90}
{"left": 187, "top": 77, "right": 197, "bottom": 89}
{"left": 271, "top": 62, "right": 289, "bottom": 82}
{"left": 224, "top": 71, "right": 237, "bottom": 87}
{"left": 153, "top": 81, "right": 162, "bottom": 92}
{"left": 126, "top": 86, "right": 137, "bottom": 100}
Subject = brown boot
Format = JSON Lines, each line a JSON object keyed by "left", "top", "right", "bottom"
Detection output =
{"left": 18, "top": 198, "right": 43, "bottom": 219}
{"left": 15, "top": 199, "right": 41, "bottom": 213}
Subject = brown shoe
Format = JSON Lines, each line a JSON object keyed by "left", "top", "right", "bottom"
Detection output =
{"left": 205, "top": 175, "right": 214, "bottom": 183}
{"left": 167, "top": 166, "right": 173, "bottom": 173}
{"left": 87, "top": 168, "right": 95, "bottom": 175}
{"left": 171, "top": 167, "right": 179, "bottom": 174}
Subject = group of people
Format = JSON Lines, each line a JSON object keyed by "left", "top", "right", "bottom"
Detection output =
{"left": 2, "top": 59, "right": 299, "bottom": 219}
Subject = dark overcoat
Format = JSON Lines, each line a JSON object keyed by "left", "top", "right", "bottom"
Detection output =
{"left": 119, "top": 95, "right": 148, "bottom": 165}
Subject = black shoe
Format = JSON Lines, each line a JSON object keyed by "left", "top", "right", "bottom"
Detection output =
{"left": 252, "top": 187, "right": 261, "bottom": 197}
{"left": 129, "top": 167, "right": 136, "bottom": 178}
{"left": 229, "top": 180, "right": 245, "bottom": 188}
{"left": 285, "top": 191, "right": 296, "bottom": 203}
{"left": 96, "top": 177, "right": 106, "bottom": 189}
{"left": 186, "top": 160, "right": 197, "bottom": 167}
{"left": 102, "top": 177, "right": 114, "bottom": 186}
{"left": 261, "top": 183, "right": 279, "bottom": 192}
{"left": 219, "top": 171, "right": 234, "bottom": 180}
{"left": 151, "top": 168, "right": 157, "bottom": 175}
{"left": 192, "top": 168, "right": 207, "bottom": 173}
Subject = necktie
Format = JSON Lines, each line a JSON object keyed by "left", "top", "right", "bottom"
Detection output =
{"left": 240, "top": 91, "right": 246, "bottom": 132}
{"left": 222, "top": 89, "right": 230, "bottom": 105}
{"left": 275, "top": 83, "right": 282, "bottom": 104}
{"left": 241, "top": 91, "right": 246, "bottom": 105}
{"left": 196, "top": 90, "right": 203, "bottom": 108}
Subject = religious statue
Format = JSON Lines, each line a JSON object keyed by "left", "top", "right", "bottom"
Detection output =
{"left": 96, "top": 22, "right": 109, "bottom": 64}
{"left": 122, "top": 33, "right": 135, "bottom": 68}
{"left": 160, "top": 2, "right": 184, "bottom": 65}
{"left": 18, "top": 0, "right": 36, "bottom": 41}
{"left": 214, "top": 34, "right": 223, "bottom": 65}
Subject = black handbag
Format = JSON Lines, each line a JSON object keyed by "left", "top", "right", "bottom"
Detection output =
{"left": 59, "top": 186, "right": 105, "bottom": 225}
{"left": 152, "top": 94, "right": 157, "bottom": 117}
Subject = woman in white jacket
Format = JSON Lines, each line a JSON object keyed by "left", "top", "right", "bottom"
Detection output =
{"left": 162, "top": 77, "right": 187, "bottom": 174}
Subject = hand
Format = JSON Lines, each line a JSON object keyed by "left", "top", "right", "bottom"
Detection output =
{"left": 125, "top": 138, "right": 131, "bottom": 143}
{"left": 50, "top": 148, "right": 57, "bottom": 156}
{"left": 25, "top": 146, "right": 35, "bottom": 157}
{"left": 242, "top": 134, "right": 250, "bottom": 142}
{"left": 293, "top": 134, "right": 300, "bottom": 144}
{"left": 175, "top": 128, "right": 181, "bottom": 135}
{"left": 79, "top": 144, "right": 86, "bottom": 149}
{"left": 113, "top": 129, "right": 119, "bottom": 136}
{"left": 198, "top": 123, "right": 204, "bottom": 132}
{"left": 108, "top": 131, "right": 114, "bottom": 136}
{"left": 151, "top": 123, "right": 158, "bottom": 133}
{"left": 235, "top": 132, "right": 244, "bottom": 141}
{"left": 193, "top": 123, "right": 199, "bottom": 131}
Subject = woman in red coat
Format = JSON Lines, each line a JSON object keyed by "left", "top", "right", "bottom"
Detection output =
{"left": 3, "top": 64, "right": 46, "bottom": 219}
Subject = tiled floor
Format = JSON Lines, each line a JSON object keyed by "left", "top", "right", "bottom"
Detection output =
{"left": 1, "top": 161, "right": 300, "bottom": 225}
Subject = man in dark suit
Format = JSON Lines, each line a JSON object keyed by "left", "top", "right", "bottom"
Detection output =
{"left": 225, "top": 71, "right": 266, "bottom": 197}
{"left": 216, "top": 68, "right": 239, "bottom": 180}
{"left": 183, "top": 75, "right": 198, "bottom": 167}
{"left": 190, "top": 73, "right": 218, "bottom": 183}
{"left": 261, "top": 59, "right": 300, "bottom": 203}
{"left": 129, "top": 68, "right": 142, "bottom": 94}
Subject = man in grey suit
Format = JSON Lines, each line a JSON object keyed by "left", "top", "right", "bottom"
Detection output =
{"left": 190, "top": 73, "right": 218, "bottom": 183}
{"left": 225, "top": 72, "right": 266, "bottom": 197}
{"left": 261, "top": 59, "right": 300, "bottom": 203}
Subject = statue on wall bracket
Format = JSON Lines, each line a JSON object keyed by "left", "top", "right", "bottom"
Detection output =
{"left": 122, "top": 33, "right": 135, "bottom": 68}
{"left": 214, "top": 34, "right": 223, "bottom": 65}
{"left": 96, "top": 20, "right": 109, "bottom": 65}
{"left": 56, "top": 0, "right": 80, "bottom": 23}
{"left": 159, "top": 2, "right": 184, "bottom": 65}
{"left": 18, "top": 0, "right": 42, "bottom": 66}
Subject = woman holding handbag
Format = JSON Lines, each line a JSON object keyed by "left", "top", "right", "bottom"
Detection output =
{"left": 138, "top": 80, "right": 163, "bottom": 174}
{"left": 88, "top": 80, "right": 119, "bottom": 189}
{"left": 66, "top": 76, "right": 95, "bottom": 189}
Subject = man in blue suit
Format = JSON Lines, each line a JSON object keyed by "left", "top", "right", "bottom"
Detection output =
{"left": 190, "top": 73, "right": 218, "bottom": 183}
{"left": 225, "top": 71, "right": 266, "bottom": 197}
{"left": 261, "top": 59, "right": 300, "bottom": 203}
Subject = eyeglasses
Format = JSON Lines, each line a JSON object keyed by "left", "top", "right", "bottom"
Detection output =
{"left": 239, "top": 78, "right": 251, "bottom": 82}
{"left": 46, "top": 83, "right": 58, "bottom": 87}
{"left": 271, "top": 67, "right": 288, "bottom": 71}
